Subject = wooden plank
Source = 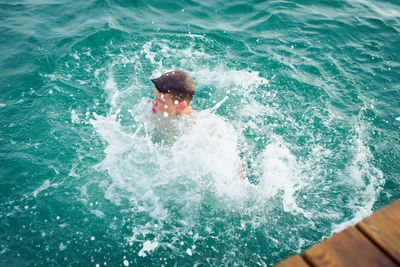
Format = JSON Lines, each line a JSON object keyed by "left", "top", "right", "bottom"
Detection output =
{"left": 303, "top": 226, "right": 397, "bottom": 267}
{"left": 356, "top": 200, "right": 400, "bottom": 264}
{"left": 274, "top": 254, "right": 310, "bottom": 267}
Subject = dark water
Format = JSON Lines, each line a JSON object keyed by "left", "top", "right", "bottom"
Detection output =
{"left": 1, "top": 0, "right": 400, "bottom": 266}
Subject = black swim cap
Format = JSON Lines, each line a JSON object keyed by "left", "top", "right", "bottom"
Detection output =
{"left": 151, "top": 70, "right": 196, "bottom": 100}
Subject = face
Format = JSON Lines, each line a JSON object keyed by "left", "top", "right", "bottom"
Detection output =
{"left": 151, "top": 88, "right": 179, "bottom": 115}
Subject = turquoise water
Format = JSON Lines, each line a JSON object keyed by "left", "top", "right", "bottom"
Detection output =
{"left": 1, "top": 0, "right": 400, "bottom": 265}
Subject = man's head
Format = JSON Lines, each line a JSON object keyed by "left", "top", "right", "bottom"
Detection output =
{"left": 151, "top": 70, "right": 196, "bottom": 116}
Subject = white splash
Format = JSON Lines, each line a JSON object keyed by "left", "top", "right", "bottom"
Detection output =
{"left": 32, "top": 180, "right": 59, "bottom": 198}
{"left": 138, "top": 241, "right": 159, "bottom": 257}
{"left": 86, "top": 36, "right": 385, "bottom": 260}
{"left": 255, "top": 140, "right": 305, "bottom": 215}
{"left": 71, "top": 109, "right": 80, "bottom": 124}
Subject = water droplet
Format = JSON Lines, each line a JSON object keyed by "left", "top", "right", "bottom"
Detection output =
{"left": 59, "top": 242, "right": 66, "bottom": 251}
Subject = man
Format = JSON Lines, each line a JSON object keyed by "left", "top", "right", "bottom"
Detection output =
{"left": 151, "top": 70, "right": 196, "bottom": 116}
{"left": 150, "top": 70, "right": 247, "bottom": 180}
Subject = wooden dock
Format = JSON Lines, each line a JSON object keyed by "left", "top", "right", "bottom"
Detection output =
{"left": 275, "top": 200, "right": 400, "bottom": 267}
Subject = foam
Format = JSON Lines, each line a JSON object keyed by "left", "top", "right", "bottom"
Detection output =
{"left": 32, "top": 180, "right": 59, "bottom": 198}
{"left": 86, "top": 37, "right": 384, "bottom": 259}
{"left": 91, "top": 78, "right": 257, "bottom": 256}
{"left": 138, "top": 241, "right": 159, "bottom": 257}
{"left": 70, "top": 109, "right": 80, "bottom": 124}
{"left": 332, "top": 120, "right": 383, "bottom": 233}
{"left": 254, "top": 139, "right": 305, "bottom": 215}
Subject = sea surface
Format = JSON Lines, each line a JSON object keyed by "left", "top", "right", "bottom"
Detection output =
{"left": 1, "top": 0, "right": 400, "bottom": 266}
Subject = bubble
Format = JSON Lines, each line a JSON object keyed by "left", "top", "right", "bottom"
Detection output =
{"left": 123, "top": 260, "right": 129, "bottom": 266}
{"left": 186, "top": 248, "right": 192, "bottom": 256}
{"left": 59, "top": 242, "right": 66, "bottom": 251}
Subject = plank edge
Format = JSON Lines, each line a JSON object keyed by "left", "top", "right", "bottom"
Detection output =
{"left": 356, "top": 223, "right": 400, "bottom": 265}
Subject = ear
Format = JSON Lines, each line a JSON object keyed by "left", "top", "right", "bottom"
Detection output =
{"left": 176, "top": 101, "right": 187, "bottom": 112}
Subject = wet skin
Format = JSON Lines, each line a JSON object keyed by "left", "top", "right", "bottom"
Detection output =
{"left": 151, "top": 88, "right": 180, "bottom": 115}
